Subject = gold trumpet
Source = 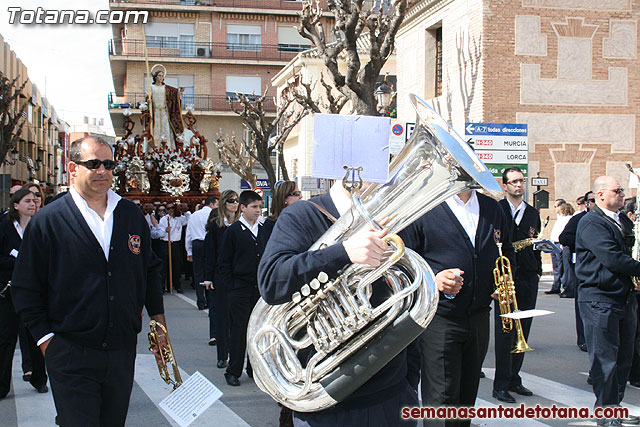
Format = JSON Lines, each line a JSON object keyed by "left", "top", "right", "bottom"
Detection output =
{"left": 148, "top": 320, "right": 183, "bottom": 391}
{"left": 493, "top": 242, "right": 533, "bottom": 354}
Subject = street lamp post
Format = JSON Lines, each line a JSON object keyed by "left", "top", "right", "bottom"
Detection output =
{"left": 375, "top": 83, "right": 393, "bottom": 115}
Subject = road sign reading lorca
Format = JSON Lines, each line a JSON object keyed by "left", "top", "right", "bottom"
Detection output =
{"left": 465, "top": 122, "right": 528, "bottom": 178}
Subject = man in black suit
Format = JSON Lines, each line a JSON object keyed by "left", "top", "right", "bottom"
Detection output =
{"left": 576, "top": 176, "right": 640, "bottom": 426}
{"left": 492, "top": 166, "right": 541, "bottom": 403}
{"left": 218, "top": 190, "right": 274, "bottom": 387}
{"left": 559, "top": 191, "right": 595, "bottom": 352}
{"left": 10, "top": 136, "right": 165, "bottom": 426}
{"left": 400, "top": 188, "right": 512, "bottom": 426}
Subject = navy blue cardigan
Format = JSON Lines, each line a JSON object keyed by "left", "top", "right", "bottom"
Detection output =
{"left": 10, "top": 193, "right": 164, "bottom": 350}
{"left": 218, "top": 217, "right": 274, "bottom": 290}
{"left": 258, "top": 192, "right": 420, "bottom": 412}
{"left": 203, "top": 219, "right": 227, "bottom": 283}
{"left": 576, "top": 207, "right": 640, "bottom": 304}
{"left": 399, "top": 192, "right": 514, "bottom": 318}
{"left": 498, "top": 199, "right": 542, "bottom": 276}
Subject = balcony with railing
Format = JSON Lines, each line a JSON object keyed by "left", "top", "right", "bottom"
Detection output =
{"left": 109, "top": 0, "right": 325, "bottom": 10}
{"left": 109, "top": 39, "right": 310, "bottom": 62}
{"left": 108, "top": 92, "right": 277, "bottom": 113}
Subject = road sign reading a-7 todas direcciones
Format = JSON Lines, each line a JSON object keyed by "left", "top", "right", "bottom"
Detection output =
{"left": 465, "top": 122, "right": 528, "bottom": 178}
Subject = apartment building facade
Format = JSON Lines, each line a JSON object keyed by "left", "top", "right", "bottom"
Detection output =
{"left": 108, "top": 0, "right": 332, "bottom": 191}
{"left": 396, "top": 0, "right": 639, "bottom": 222}
{"left": 0, "top": 34, "right": 66, "bottom": 201}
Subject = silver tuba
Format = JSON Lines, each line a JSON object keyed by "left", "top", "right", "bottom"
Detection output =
{"left": 247, "top": 94, "right": 502, "bottom": 412}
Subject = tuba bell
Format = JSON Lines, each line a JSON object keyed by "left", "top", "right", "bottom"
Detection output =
{"left": 247, "top": 94, "right": 502, "bottom": 412}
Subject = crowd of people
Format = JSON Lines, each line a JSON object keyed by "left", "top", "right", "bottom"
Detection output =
{"left": 0, "top": 135, "right": 638, "bottom": 427}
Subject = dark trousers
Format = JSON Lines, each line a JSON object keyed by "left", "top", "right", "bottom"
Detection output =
{"left": 561, "top": 247, "right": 576, "bottom": 297}
{"left": 226, "top": 287, "right": 259, "bottom": 378}
{"left": 629, "top": 294, "right": 640, "bottom": 383}
{"left": 211, "top": 287, "right": 230, "bottom": 362}
{"left": 192, "top": 240, "right": 207, "bottom": 309}
{"left": 18, "top": 322, "right": 33, "bottom": 373}
{"left": 0, "top": 295, "right": 47, "bottom": 398}
{"left": 493, "top": 273, "right": 538, "bottom": 392}
{"left": 157, "top": 241, "right": 183, "bottom": 291}
{"left": 580, "top": 297, "right": 637, "bottom": 407}
{"left": 576, "top": 287, "right": 586, "bottom": 347}
{"left": 550, "top": 249, "right": 563, "bottom": 292}
{"left": 419, "top": 310, "right": 490, "bottom": 427}
{"left": 45, "top": 335, "right": 136, "bottom": 427}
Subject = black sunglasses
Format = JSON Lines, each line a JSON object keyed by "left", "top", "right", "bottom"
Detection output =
{"left": 31, "top": 191, "right": 42, "bottom": 198}
{"left": 226, "top": 198, "right": 239, "bottom": 203}
{"left": 288, "top": 191, "right": 302, "bottom": 197}
{"left": 587, "top": 198, "right": 596, "bottom": 203}
{"left": 609, "top": 188, "right": 624, "bottom": 195}
{"left": 74, "top": 159, "right": 116, "bottom": 170}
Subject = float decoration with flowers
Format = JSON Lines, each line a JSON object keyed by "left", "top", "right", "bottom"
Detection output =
{"left": 113, "top": 95, "right": 221, "bottom": 205}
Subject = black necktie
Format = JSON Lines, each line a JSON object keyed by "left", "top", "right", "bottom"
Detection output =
{"left": 512, "top": 209, "right": 521, "bottom": 237}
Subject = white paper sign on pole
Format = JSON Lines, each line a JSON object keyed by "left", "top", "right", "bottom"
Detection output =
{"left": 158, "top": 371, "right": 222, "bottom": 427}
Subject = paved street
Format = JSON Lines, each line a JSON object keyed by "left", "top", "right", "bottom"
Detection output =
{"left": 0, "top": 275, "right": 638, "bottom": 426}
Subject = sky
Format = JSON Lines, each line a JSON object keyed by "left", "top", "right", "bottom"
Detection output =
{"left": 0, "top": 0, "right": 116, "bottom": 134}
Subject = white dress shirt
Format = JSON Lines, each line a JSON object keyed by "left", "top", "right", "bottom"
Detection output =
{"left": 330, "top": 181, "right": 353, "bottom": 217}
{"left": 10, "top": 221, "right": 22, "bottom": 258}
{"left": 69, "top": 185, "right": 121, "bottom": 261}
{"left": 550, "top": 213, "right": 572, "bottom": 242}
{"left": 445, "top": 190, "right": 480, "bottom": 247}
{"left": 185, "top": 206, "right": 212, "bottom": 256}
{"left": 507, "top": 199, "right": 526, "bottom": 226}
{"left": 601, "top": 206, "right": 621, "bottom": 225}
{"left": 239, "top": 214, "right": 265, "bottom": 238}
{"left": 154, "top": 214, "right": 188, "bottom": 242}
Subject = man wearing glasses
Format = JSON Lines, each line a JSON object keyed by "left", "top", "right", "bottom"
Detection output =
{"left": 576, "top": 176, "right": 640, "bottom": 426}
{"left": 560, "top": 190, "right": 596, "bottom": 352}
{"left": 492, "top": 166, "right": 542, "bottom": 403}
{"left": 10, "top": 136, "right": 165, "bottom": 426}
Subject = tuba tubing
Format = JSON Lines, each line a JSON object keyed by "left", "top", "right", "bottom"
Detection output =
{"left": 248, "top": 94, "right": 502, "bottom": 412}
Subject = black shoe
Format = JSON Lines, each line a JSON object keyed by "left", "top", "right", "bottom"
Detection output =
{"left": 493, "top": 389, "right": 516, "bottom": 403}
{"left": 509, "top": 384, "right": 533, "bottom": 396}
{"left": 55, "top": 415, "right": 60, "bottom": 426}
{"left": 559, "top": 293, "right": 570, "bottom": 298}
{"left": 246, "top": 367, "right": 253, "bottom": 378}
{"left": 479, "top": 371, "right": 485, "bottom": 378}
{"left": 545, "top": 289, "right": 560, "bottom": 294}
{"left": 22, "top": 372, "right": 32, "bottom": 382}
{"left": 208, "top": 338, "right": 217, "bottom": 346}
{"left": 578, "top": 343, "right": 588, "bottom": 352}
{"left": 36, "top": 384, "right": 48, "bottom": 393}
{"left": 217, "top": 360, "right": 227, "bottom": 369}
{"left": 224, "top": 373, "right": 240, "bottom": 386}
{"left": 176, "top": 288, "right": 184, "bottom": 294}
{"left": 630, "top": 380, "right": 640, "bottom": 388}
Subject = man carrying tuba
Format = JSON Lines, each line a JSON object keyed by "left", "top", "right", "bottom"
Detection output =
{"left": 258, "top": 179, "right": 421, "bottom": 426}
{"left": 399, "top": 186, "right": 513, "bottom": 427}
{"left": 492, "top": 166, "right": 542, "bottom": 403}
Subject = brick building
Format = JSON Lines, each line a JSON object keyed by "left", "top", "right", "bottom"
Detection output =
{"left": 396, "top": 0, "right": 639, "bottom": 221}
{"left": 108, "top": 0, "right": 333, "bottom": 191}
{"left": 0, "top": 34, "right": 66, "bottom": 201}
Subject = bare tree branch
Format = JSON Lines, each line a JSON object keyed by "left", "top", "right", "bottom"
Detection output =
{"left": 0, "top": 72, "right": 27, "bottom": 165}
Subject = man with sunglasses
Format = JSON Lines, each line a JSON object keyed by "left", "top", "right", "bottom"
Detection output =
{"left": 576, "top": 176, "right": 640, "bottom": 426}
{"left": 560, "top": 191, "right": 596, "bottom": 352}
{"left": 10, "top": 136, "right": 165, "bottom": 426}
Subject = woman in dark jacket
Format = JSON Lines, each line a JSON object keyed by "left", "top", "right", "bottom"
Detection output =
{"left": 0, "top": 189, "right": 48, "bottom": 398}
{"left": 203, "top": 190, "right": 240, "bottom": 368}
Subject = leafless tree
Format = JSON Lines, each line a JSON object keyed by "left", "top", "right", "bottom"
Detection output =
{"left": 226, "top": 88, "right": 308, "bottom": 191}
{"left": 299, "top": 0, "right": 410, "bottom": 115}
{"left": 0, "top": 72, "right": 27, "bottom": 165}
{"left": 213, "top": 132, "right": 258, "bottom": 189}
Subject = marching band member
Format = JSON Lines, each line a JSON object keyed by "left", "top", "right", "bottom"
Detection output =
{"left": 493, "top": 166, "right": 541, "bottom": 403}
{"left": 10, "top": 136, "right": 165, "bottom": 426}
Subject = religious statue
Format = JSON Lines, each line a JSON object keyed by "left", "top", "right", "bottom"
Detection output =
{"left": 147, "top": 64, "right": 184, "bottom": 151}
